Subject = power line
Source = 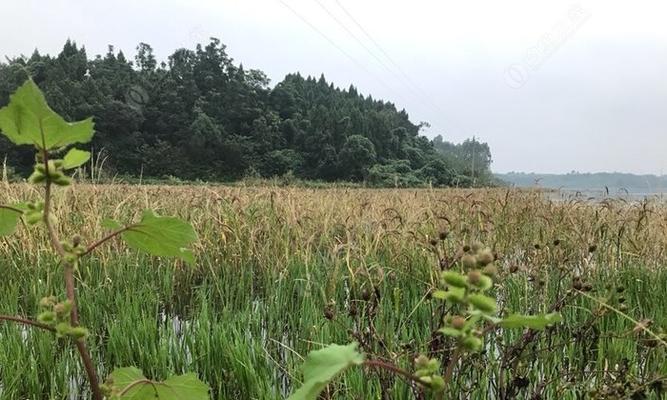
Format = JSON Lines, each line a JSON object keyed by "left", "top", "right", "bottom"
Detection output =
{"left": 312, "top": 0, "right": 396, "bottom": 77}
{"left": 276, "top": 0, "right": 408, "bottom": 103}
{"left": 332, "top": 0, "right": 473, "bottom": 136}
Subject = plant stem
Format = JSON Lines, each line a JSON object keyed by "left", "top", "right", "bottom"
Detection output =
{"left": 0, "top": 315, "right": 55, "bottom": 332}
{"left": 42, "top": 150, "right": 104, "bottom": 400}
{"left": 443, "top": 348, "right": 460, "bottom": 384}
{"left": 364, "top": 359, "right": 428, "bottom": 388}
{"left": 80, "top": 226, "right": 132, "bottom": 257}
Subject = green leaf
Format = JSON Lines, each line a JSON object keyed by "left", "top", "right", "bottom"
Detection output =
{"left": 0, "top": 80, "right": 94, "bottom": 150}
{"left": 121, "top": 210, "right": 197, "bottom": 264}
{"left": 62, "top": 148, "right": 90, "bottom": 169}
{"left": 500, "top": 313, "right": 562, "bottom": 330}
{"left": 288, "top": 343, "right": 364, "bottom": 400}
{"left": 0, "top": 206, "right": 22, "bottom": 236}
{"left": 109, "top": 367, "right": 209, "bottom": 399}
{"left": 102, "top": 218, "right": 123, "bottom": 230}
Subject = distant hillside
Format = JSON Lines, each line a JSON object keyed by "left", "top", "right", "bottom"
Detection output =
{"left": 496, "top": 172, "right": 667, "bottom": 193}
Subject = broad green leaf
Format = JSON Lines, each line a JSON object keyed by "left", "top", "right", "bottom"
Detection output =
{"left": 62, "top": 148, "right": 90, "bottom": 169}
{"left": 0, "top": 80, "right": 94, "bottom": 149}
{"left": 110, "top": 367, "right": 145, "bottom": 393}
{"left": 109, "top": 367, "right": 209, "bottom": 399}
{"left": 288, "top": 343, "right": 364, "bottom": 400}
{"left": 0, "top": 206, "right": 22, "bottom": 236}
{"left": 500, "top": 313, "right": 562, "bottom": 330}
{"left": 102, "top": 218, "right": 123, "bottom": 230}
{"left": 121, "top": 210, "right": 197, "bottom": 264}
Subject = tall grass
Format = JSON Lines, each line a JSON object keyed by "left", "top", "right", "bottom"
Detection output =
{"left": 1, "top": 184, "right": 665, "bottom": 398}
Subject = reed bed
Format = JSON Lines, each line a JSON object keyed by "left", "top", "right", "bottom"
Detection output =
{"left": 1, "top": 183, "right": 666, "bottom": 399}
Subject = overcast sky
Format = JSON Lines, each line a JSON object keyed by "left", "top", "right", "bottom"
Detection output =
{"left": 2, "top": 0, "right": 666, "bottom": 174}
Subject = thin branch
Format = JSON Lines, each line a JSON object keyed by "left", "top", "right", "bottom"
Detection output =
{"left": 0, "top": 314, "right": 55, "bottom": 332}
{"left": 364, "top": 359, "right": 429, "bottom": 388}
{"left": 0, "top": 205, "right": 23, "bottom": 214}
{"left": 80, "top": 226, "right": 133, "bottom": 257}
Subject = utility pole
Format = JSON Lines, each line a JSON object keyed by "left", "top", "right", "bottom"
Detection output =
{"left": 471, "top": 135, "right": 476, "bottom": 187}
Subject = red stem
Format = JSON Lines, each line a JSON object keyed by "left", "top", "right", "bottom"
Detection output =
{"left": 42, "top": 149, "right": 104, "bottom": 400}
{"left": 0, "top": 315, "right": 56, "bottom": 332}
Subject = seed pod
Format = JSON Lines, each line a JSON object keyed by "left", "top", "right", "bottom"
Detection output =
{"left": 588, "top": 244, "right": 597, "bottom": 253}
{"left": 468, "top": 294, "right": 497, "bottom": 313}
{"left": 462, "top": 335, "right": 483, "bottom": 351}
{"left": 28, "top": 171, "right": 46, "bottom": 184}
{"left": 54, "top": 300, "right": 73, "bottom": 317}
{"left": 54, "top": 176, "right": 72, "bottom": 186}
{"left": 476, "top": 249, "right": 494, "bottom": 266}
{"left": 467, "top": 270, "right": 482, "bottom": 285}
{"left": 47, "top": 169, "right": 64, "bottom": 180}
{"left": 442, "top": 271, "right": 467, "bottom": 288}
{"left": 451, "top": 316, "right": 466, "bottom": 330}
{"left": 26, "top": 211, "right": 43, "bottom": 225}
{"left": 461, "top": 254, "right": 477, "bottom": 269}
{"left": 462, "top": 245, "right": 471, "bottom": 252}
{"left": 414, "top": 355, "right": 430, "bottom": 368}
{"left": 72, "top": 235, "right": 83, "bottom": 247}
{"left": 482, "top": 264, "right": 498, "bottom": 277}
{"left": 471, "top": 241, "right": 483, "bottom": 253}
{"left": 37, "top": 311, "right": 56, "bottom": 324}
{"left": 55, "top": 322, "right": 71, "bottom": 338}
{"left": 39, "top": 296, "right": 57, "bottom": 308}
{"left": 438, "top": 231, "right": 449, "bottom": 241}
{"left": 553, "top": 239, "right": 561, "bottom": 246}
{"left": 429, "top": 239, "right": 438, "bottom": 246}
{"left": 68, "top": 327, "right": 89, "bottom": 339}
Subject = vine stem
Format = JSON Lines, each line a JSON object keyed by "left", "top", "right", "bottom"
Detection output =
{"left": 80, "top": 225, "right": 133, "bottom": 257}
{"left": 0, "top": 315, "right": 55, "bottom": 332}
{"left": 363, "top": 359, "right": 428, "bottom": 387}
{"left": 443, "top": 348, "right": 460, "bottom": 385}
{"left": 42, "top": 149, "right": 104, "bottom": 400}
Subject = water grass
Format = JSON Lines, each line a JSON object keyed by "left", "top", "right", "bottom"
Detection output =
{"left": 1, "top": 184, "right": 666, "bottom": 398}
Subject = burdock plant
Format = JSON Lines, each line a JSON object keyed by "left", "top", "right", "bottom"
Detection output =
{"left": 287, "top": 243, "right": 563, "bottom": 400}
{"left": 0, "top": 79, "right": 208, "bottom": 399}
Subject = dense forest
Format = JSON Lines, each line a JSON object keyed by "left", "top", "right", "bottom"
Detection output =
{"left": 0, "top": 39, "right": 492, "bottom": 186}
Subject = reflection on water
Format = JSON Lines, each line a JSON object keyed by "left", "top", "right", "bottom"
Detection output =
{"left": 541, "top": 187, "right": 666, "bottom": 202}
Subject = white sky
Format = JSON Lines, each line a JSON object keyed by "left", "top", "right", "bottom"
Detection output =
{"left": 2, "top": 0, "right": 666, "bottom": 174}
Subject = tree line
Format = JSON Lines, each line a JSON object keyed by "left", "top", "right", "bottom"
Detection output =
{"left": 0, "top": 39, "right": 493, "bottom": 186}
